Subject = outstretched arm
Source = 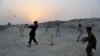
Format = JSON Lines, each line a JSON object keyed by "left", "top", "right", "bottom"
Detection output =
{"left": 81, "top": 37, "right": 88, "bottom": 43}
{"left": 26, "top": 25, "right": 33, "bottom": 29}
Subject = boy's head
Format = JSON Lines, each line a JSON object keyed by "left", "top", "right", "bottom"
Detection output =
{"left": 33, "top": 21, "right": 38, "bottom": 25}
{"left": 86, "top": 27, "right": 92, "bottom": 33}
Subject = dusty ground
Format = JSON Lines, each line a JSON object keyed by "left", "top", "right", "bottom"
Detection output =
{"left": 0, "top": 27, "right": 100, "bottom": 56}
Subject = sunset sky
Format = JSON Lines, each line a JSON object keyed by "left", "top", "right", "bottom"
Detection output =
{"left": 0, "top": 0, "right": 100, "bottom": 24}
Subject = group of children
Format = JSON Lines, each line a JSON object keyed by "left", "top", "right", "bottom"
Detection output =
{"left": 19, "top": 21, "right": 97, "bottom": 56}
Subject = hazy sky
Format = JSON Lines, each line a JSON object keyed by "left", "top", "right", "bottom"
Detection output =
{"left": 0, "top": 0, "right": 100, "bottom": 24}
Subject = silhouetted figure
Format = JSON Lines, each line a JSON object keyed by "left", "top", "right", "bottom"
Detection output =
{"left": 56, "top": 21, "right": 60, "bottom": 36}
{"left": 81, "top": 27, "right": 97, "bottom": 56}
{"left": 77, "top": 24, "right": 83, "bottom": 41}
{"left": 27, "top": 21, "right": 38, "bottom": 47}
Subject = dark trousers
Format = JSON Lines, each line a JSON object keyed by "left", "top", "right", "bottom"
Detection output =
{"left": 28, "top": 34, "right": 37, "bottom": 44}
{"left": 86, "top": 44, "right": 93, "bottom": 56}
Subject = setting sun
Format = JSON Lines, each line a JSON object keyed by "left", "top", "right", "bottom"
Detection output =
{"left": 26, "top": 4, "right": 46, "bottom": 22}
{"left": 29, "top": 8, "right": 43, "bottom": 22}
{"left": 0, "top": 0, "right": 100, "bottom": 24}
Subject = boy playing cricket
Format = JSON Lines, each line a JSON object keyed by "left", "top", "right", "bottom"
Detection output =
{"left": 81, "top": 27, "right": 97, "bottom": 56}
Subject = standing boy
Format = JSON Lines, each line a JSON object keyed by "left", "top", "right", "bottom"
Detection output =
{"left": 56, "top": 21, "right": 60, "bottom": 36}
{"left": 19, "top": 24, "right": 24, "bottom": 37}
{"left": 44, "top": 23, "right": 49, "bottom": 34}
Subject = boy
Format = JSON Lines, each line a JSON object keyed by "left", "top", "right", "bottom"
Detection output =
{"left": 19, "top": 24, "right": 24, "bottom": 37}
{"left": 44, "top": 23, "right": 49, "bottom": 34}
{"left": 77, "top": 24, "right": 84, "bottom": 41}
{"left": 81, "top": 27, "right": 97, "bottom": 56}
{"left": 56, "top": 21, "right": 60, "bottom": 36}
{"left": 28, "top": 21, "right": 38, "bottom": 47}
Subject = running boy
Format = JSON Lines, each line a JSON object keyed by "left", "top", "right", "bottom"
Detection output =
{"left": 81, "top": 27, "right": 97, "bottom": 56}
{"left": 77, "top": 24, "right": 84, "bottom": 41}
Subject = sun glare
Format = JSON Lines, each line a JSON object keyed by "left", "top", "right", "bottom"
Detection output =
{"left": 27, "top": 5, "right": 45, "bottom": 22}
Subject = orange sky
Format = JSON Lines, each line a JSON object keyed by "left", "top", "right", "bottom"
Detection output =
{"left": 0, "top": 0, "right": 100, "bottom": 24}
